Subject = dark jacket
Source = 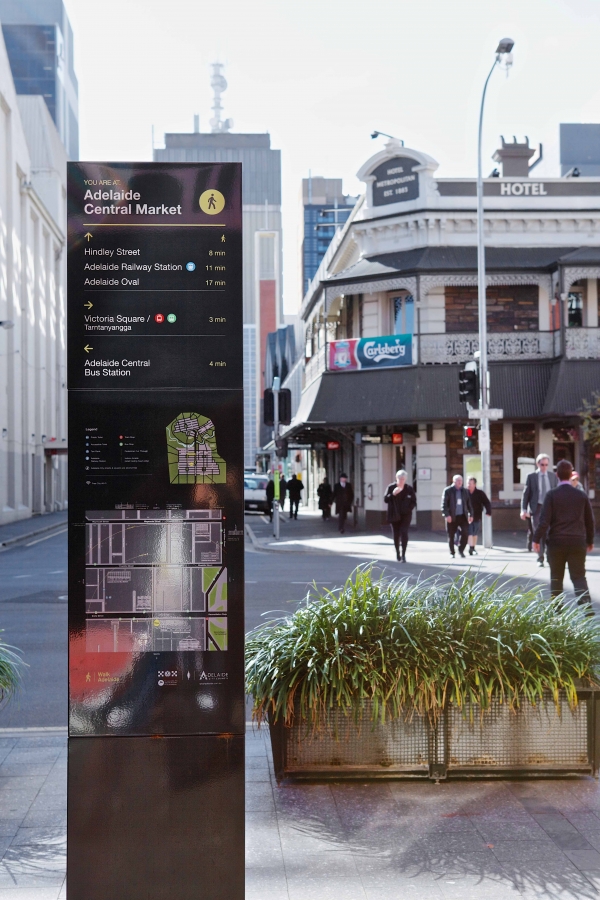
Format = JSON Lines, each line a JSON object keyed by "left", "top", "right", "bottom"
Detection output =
{"left": 384, "top": 483, "right": 417, "bottom": 522}
{"left": 521, "top": 469, "right": 559, "bottom": 514}
{"left": 287, "top": 477, "right": 304, "bottom": 500}
{"left": 266, "top": 479, "right": 275, "bottom": 503}
{"left": 333, "top": 482, "right": 354, "bottom": 514}
{"left": 533, "top": 483, "right": 595, "bottom": 547}
{"left": 441, "top": 485, "right": 473, "bottom": 519}
{"left": 468, "top": 487, "right": 491, "bottom": 522}
{"left": 317, "top": 481, "right": 333, "bottom": 510}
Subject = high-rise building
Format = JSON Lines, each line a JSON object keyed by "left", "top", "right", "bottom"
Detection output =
{"left": 301, "top": 176, "right": 356, "bottom": 295}
{"left": 560, "top": 124, "right": 600, "bottom": 176}
{"left": 0, "top": 0, "right": 78, "bottom": 159}
{"left": 155, "top": 65, "right": 282, "bottom": 468}
{"left": 0, "top": 28, "right": 68, "bottom": 523}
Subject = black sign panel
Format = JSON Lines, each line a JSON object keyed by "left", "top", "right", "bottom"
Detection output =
{"left": 67, "top": 163, "right": 244, "bottom": 736}
{"left": 372, "top": 155, "right": 420, "bottom": 205}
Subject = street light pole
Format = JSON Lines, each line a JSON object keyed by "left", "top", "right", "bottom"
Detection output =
{"left": 476, "top": 38, "right": 514, "bottom": 549}
{"left": 272, "top": 376, "right": 280, "bottom": 540}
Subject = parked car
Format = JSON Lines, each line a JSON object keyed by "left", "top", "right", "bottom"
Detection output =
{"left": 244, "top": 476, "right": 270, "bottom": 513}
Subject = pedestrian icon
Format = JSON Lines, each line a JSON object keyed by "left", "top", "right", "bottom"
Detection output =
{"left": 199, "top": 189, "right": 225, "bottom": 215}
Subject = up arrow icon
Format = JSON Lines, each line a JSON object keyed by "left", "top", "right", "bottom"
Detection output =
{"left": 85, "top": 232, "right": 93, "bottom": 241}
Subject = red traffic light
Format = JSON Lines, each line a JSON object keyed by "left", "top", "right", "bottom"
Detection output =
{"left": 465, "top": 427, "right": 475, "bottom": 437}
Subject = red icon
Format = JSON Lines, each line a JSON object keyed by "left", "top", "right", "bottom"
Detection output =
{"left": 119, "top": 435, "right": 124, "bottom": 439}
{"left": 392, "top": 433, "right": 403, "bottom": 445}
{"left": 327, "top": 441, "right": 340, "bottom": 451}
{"left": 155, "top": 313, "right": 165, "bottom": 323}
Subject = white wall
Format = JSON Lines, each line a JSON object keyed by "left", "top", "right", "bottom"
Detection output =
{"left": 415, "top": 427, "right": 447, "bottom": 513}
{"left": 0, "top": 32, "right": 67, "bottom": 523}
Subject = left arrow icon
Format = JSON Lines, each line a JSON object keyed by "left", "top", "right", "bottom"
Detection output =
{"left": 84, "top": 301, "right": 93, "bottom": 309}
{"left": 85, "top": 232, "right": 93, "bottom": 241}
{"left": 84, "top": 345, "right": 93, "bottom": 353}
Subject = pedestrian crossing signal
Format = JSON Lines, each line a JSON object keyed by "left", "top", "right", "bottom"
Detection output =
{"left": 263, "top": 388, "right": 292, "bottom": 426}
{"left": 463, "top": 426, "right": 478, "bottom": 449}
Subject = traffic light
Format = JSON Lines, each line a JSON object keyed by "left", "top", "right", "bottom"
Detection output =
{"left": 278, "top": 389, "right": 292, "bottom": 425}
{"left": 458, "top": 367, "right": 478, "bottom": 407}
{"left": 263, "top": 389, "right": 274, "bottom": 426}
{"left": 275, "top": 438, "right": 288, "bottom": 458}
{"left": 463, "top": 425, "right": 478, "bottom": 449}
{"left": 263, "top": 388, "right": 292, "bottom": 426}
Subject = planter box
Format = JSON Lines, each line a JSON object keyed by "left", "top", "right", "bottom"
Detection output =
{"left": 269, "top": 688, "right": 600, "bottom": 782}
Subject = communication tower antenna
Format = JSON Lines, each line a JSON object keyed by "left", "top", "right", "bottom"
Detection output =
{"left": 210, "top": 63, "right": 233, "bottom": 133}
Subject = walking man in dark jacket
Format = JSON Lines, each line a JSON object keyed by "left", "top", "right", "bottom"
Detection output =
{"left": 266, "top": 478, "right": 275, "bottom": 522}
{"left": 521, "top": 453, "right": 559, "bottom": 567}
{"left": 333, "top": 473, "right": 354, "bottom": 534}
{"left": 533, "top": 459, "right": 595, "bottom": 611}
{"left": 467, "top": 477, "right": 491, "bottom": 556}
{"left": 441, "top": 475, "right": 473, "bottom": 558}
{"left": 384, "top": 469, "right": 417, "bottom": 562}
{"left": 317, "top": 477, "right": 333, "bottom": 520}
{"left": 287, "top": 474, "right": 304, "bottom": 519}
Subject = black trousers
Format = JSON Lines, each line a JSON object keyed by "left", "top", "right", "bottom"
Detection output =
{"left": 391, "top": 514, "right": 412, "bottom": 556}
{"left": 338, "top": 509, "right": 348, "bottom": 532}
{"left": 289, "top": 498, "right": 299, "bottom": 518}
{"left": 532, "top": 505, "right": 547, "bottom": 562}
{"left": 547, "top": 543, "right": 591, "bottom": 605}
{"left": 447, "top": 515, "right": 469, "bottom": 554}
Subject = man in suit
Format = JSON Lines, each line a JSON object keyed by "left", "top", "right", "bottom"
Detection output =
{"left": 333, "top": 473, "right": 354, "bottom": 534}
{"left": 441, "top": 475, "right": 473, "bottom": 558}
{"left": 533, "top": 459, "right": 595, "bottom": 611}
{"left": 521, "top": 454, "right": 559, "bottom": 567}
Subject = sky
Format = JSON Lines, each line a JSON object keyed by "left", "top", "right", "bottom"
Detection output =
{"left": 65, "top": 0, "right": 600, "bottom": 315}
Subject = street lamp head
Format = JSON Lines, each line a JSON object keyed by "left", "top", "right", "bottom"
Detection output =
{"left": 496, "top": 37, "right": 514, "bottom": 55}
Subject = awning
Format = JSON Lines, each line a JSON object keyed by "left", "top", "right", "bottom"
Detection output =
{"left": 286, "top": 359, "right": 596, "bottom": 431}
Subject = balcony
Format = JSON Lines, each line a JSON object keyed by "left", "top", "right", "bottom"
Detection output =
{"left": 419, "top": 331, "right": 560, "bottom": 364}
{"left": 565, "top": 327, "right": 600, "bottom": 360}
{"left": 303, "top": 345, "right": 327, "bottom": 386}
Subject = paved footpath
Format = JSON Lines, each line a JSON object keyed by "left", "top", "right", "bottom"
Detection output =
{"left": 1, "top": 509, "right": 600, "bottom": 898}
{"left": 6, "top": 725, "right": 600, "bottom": 899}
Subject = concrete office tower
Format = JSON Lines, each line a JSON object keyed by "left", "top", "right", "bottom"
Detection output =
{"left": 155, "top": 66, "right": 282, "bottom": 469}
{"left": 0, "top": 29, "right": 68, "bottom": 523}
{"left": 560, "top": 124, "right": 600, "bottom": 176}
{"left": 301, "top": 176, "right": 356, "bottom": 296}
{"left": 0, "top": 0, "right": 79, "bottom": 159}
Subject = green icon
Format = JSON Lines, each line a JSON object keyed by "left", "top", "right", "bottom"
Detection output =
{"left": 167, "top": 313, "right": 177, "bottom": 323}
{"left": 119, "top": 442, "right": 123, "bottom": 446}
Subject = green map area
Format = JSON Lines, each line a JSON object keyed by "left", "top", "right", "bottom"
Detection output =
{"left": 166, "top": 412, "right": 226, "bottom": 484}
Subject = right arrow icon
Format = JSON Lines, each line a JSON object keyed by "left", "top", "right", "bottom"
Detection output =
{"left": 84, "top": 301, "right": 93, "bottom": 309}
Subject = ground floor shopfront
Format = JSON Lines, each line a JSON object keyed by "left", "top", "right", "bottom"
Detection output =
{"left": 286, "top": 360, "right": 599, "bottom": 532}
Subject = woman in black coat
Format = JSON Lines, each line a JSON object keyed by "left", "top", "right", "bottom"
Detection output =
{"left": 384, "top": 470, "right": 417, "bottom": 562}
{"left": 317, "top": 477, "right": 333, "bottom": 519}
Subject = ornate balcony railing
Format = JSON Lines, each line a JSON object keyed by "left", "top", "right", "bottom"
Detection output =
{"left": 303, "top": 345, "right": 327, "bottom": 385}
{"left": 565, "top": 327, "right": 600, "bottom": 360}
{"left": 419, "top": 331, "right": 556, "bottom": 364}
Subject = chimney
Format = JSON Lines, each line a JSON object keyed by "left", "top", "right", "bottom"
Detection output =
{"left": 493, "top": 136, "right": 536, "bottom": 177}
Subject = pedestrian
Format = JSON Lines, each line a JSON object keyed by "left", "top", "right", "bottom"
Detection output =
{"left": 441, "top": 474, "right": 473, "bottom": 558}
{"left": 266, "top": 477, "right": 275, "bottom": 522}
{"left": 286, "top": 474, "right": 303, "bottom": 520}
{"left": 333, "top": 473, "right": 354, "bottom": 534}
{"left": 384, "top": 469, "right": 417, "bottom": 562}
{"left": 466, "top": 477, "right": 491, "bottom": 556}
{"left": 317, "top": 476, "right": 333, "bottom": 520}
{"left": 571, "top": 470, "right": 585, "bottom": 492}
{"left": 533, "top": 459, "right": 595, "bottom": 613}
{"left": 521, "top": 453, "right": 558, "bottom": 567}
{"left": 279, "top": 476, "right": 287, "bottom": 512}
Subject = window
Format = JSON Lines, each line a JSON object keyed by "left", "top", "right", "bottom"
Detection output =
{"left": 567, "top": 291, "right": 583, "bottom": 327}
{"left": 392, "top": 293, "right": 414, "bottom": 335}
{"left": 512, "top": 424, "right": 535, "bottom": 485}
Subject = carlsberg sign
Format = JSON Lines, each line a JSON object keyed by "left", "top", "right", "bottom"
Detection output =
{"left": 329, "top": 334, "right": 413, "bottom": 371}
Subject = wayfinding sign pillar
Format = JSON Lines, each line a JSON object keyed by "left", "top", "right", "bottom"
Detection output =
{"left": 66, "top": 163, "right": 244, "bottom": 900}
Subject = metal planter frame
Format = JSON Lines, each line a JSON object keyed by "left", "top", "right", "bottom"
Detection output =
{"left": 269, "top": 688, "right": 600, "bottom": 782}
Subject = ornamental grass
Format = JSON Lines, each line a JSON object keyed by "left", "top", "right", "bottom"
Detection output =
{"left": 0, "top": 634, "right": 23, "bottom": 708}
{"left": 245, "top": 567, "right": 600, "bottom": 729}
